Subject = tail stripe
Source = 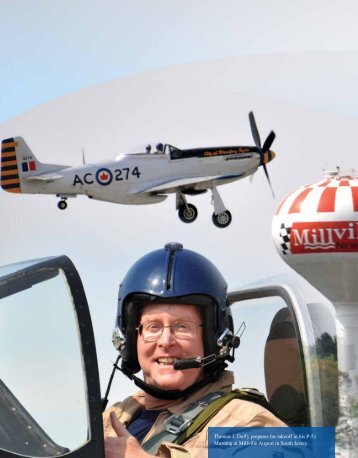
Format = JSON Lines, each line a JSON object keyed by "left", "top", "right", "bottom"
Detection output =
{"left": 1, "top": 170, "right": 19, "bottom": 177}
{"left": 2, "top": 147, "right": 17, "bottom": 154}
{"left": 2, "top": 155, "right": 17, "bottom": 162}
{"left": 2, "top": 183, "right": 21, "bottom": 191}
{"left": 1, "top": 138, "right": 21, "bottom": 193}
{"left": 2, "top": 152, "right": 17, "bottom": 158}
{"left": 2, "top": 178, "right": 20, "bottom": 185}
{"left": 2, "top": 160, "right": 17, "bottom": 166}
{"left": 1, "top": 164, "right": 18, "bottom": 171}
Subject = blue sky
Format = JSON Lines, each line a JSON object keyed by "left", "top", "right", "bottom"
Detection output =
{"left": 1, "top": 0, "right": 358, "bottom": 123}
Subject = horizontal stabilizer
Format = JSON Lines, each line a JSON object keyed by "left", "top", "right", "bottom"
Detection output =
{"left": 23, "top": 173, "right": 64, "bottom": 182}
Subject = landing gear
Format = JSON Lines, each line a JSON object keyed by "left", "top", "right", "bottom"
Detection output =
{"left": 212, "top": 210, "right": 232, "bottom": 228}
{"left": 211, "top": 186, "right": 232, "bottom": 228}
{"left": 178, "top": 203, "right": 198, "bottom": 223}
{"left": 176, "top": 192, "right": 198, "bottom": 224}
{"left": 57, "top": 199, "right": 67, "bottom": 210}
{"left": 57, "top": 194, "right": 76, "bottom": 209}
{"left": 176, "top": 187, "right": 233, "bottom": 228}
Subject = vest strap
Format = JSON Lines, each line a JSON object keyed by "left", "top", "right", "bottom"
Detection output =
{"left": 142, "top": 388, "right": 275, "bottom": 454}
{"left": 142, "top": 391, "right": 223, "bottom": 454}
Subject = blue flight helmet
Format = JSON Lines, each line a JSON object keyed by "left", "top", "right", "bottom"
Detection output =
{"left": 113, "top": 243, "right": 237, "bottom": 398}
{"left": 156, "top": 142, "right": 164, "bottom": 152}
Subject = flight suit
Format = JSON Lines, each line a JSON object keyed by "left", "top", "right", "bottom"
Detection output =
{"left": 103, "top": 371, "right": 286, "bottom": 457}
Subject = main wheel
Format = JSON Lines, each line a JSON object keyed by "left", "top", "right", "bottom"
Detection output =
{"left": 212, "top": 210, "right": 232, "bottom": 228}
{"left": 178, "top": 204, "right": 198, "bottom": 223}
{"left": 58, "top": 200, "right": 67, "bottom": 210}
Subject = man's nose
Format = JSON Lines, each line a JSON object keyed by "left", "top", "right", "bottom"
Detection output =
{"left": 158, "top": 326, "right": 176, "bottom": 345}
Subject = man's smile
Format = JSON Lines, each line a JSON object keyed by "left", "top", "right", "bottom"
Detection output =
{"left": 156, "top": 357, "right": 178, "bottom": 365}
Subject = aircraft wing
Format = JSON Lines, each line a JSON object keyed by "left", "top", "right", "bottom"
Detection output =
{"left": 131, "top": 174, "right": 243, "bottom": 194}
{"left": 22, "top": 173, "right": 64, "bottom": 182}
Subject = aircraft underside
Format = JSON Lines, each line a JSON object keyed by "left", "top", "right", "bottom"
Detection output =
{"left": 54, "top": 182, "right": 233, "bottom": 228}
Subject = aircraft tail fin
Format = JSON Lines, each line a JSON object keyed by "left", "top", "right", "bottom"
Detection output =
{"left": 1, "top": 137, "right": 67, "bottom": 193}
{"left": 1, "top": 138, "right": 23, "bottom": 193}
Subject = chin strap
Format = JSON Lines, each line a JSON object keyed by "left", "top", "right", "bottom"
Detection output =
{"left": 102, "top": 354, "right": 218, "bottom": 409}
{"left": 120, "top": 366, "right": 218, "bottom": 400}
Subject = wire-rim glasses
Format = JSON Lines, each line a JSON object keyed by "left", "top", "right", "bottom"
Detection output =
{"left": 137, "top": 320, "right": 203, "bottom": 342}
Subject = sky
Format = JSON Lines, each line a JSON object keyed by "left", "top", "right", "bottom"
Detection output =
{"left": 1, "top": 0, "right": 358, "bottom": 123}
{"left": 1, "top": 0, "right": 358, "bottom": 445}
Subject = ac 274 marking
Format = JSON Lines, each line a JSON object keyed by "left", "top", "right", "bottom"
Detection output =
{"left": 72, "top": 166, "right": 141, "bottom": 187}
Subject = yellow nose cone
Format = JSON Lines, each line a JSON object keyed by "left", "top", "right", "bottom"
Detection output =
{"left": 264, "top": 150, "right": 276, "bottom": 164}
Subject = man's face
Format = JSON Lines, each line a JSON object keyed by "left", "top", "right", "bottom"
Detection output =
{"left": 137, "top": 303, "right": 205, "bottom": 392}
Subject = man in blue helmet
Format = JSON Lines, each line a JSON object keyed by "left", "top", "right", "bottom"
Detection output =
{"left": 104, "top": 243, "right": 285, "bottom": 458}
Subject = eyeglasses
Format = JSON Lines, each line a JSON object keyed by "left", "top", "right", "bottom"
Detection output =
{"left": 137, "top": 321, "right": 203, "bottom": 342}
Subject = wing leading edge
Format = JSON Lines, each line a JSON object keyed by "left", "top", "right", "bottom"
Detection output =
{"left": 131, "top": 173, "right": 243, "bottom": 194}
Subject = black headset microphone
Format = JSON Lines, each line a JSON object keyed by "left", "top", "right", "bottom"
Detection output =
{"left": 173, "top": 330, "right": 241, "bottom": 370}
{"left": 174, "top": 354, "right": 216, "bottom": 370}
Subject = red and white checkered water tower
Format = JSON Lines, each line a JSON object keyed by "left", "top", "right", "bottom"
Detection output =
{"left": 272, "top": 168, "right": 358, "bottom": 393}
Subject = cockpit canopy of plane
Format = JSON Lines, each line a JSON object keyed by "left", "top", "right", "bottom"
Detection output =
{"left": 120, "top": 142, "right": 169, "bottom": 156}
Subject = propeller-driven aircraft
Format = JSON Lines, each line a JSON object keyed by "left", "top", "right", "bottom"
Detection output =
{"left": 1, "top": 112, "right": 276, "bottom": 228}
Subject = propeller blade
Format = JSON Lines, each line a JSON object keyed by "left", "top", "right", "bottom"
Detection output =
{"left": 249, "top": 111, "right": 261, "bottom": 148}
{"left": 248, "top": 111, "right": 276, "bottom": 198}
{"left": 263, "top": 163, "right": 275, "bottom": 198}
{"left": 262, "top": 131, "right": 276, "bottom": 153}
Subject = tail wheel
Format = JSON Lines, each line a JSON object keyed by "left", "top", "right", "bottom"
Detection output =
{"left": 58, "top": 200, "right": 67, "bottom": 210}
{"left": 212, "top": 210, "right": 232, "bottom": 228}
{"left": 178, "top": 204, "right": 198, "bottom": 223}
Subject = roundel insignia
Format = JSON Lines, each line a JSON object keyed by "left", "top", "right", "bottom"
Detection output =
{"left": 96, "top": 168, "right": 113, "bottom": 186}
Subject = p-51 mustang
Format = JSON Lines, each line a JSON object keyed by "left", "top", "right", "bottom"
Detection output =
{"left": 1, "top": 112, "right": 276, "bottom": 228}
